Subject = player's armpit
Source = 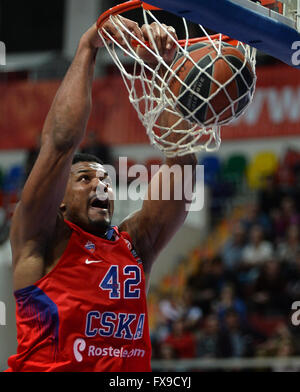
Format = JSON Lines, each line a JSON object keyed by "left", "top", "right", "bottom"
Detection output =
{"left": 121, "top": 153, "right": 196, "bottom": 274}
{"left": 121, "top": 103, "right": 197, "bottom": 273}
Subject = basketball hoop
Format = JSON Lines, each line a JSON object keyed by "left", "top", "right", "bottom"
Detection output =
{"left": 97, "top": 1, "right": 257, "bottom": 157}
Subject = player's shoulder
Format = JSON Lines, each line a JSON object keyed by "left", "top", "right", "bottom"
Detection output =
{"left": 11, "top": 212, "right": 72, "bottom": 290}
{"left": 11, "top": 208, "right": 69, "bottom": 263}
{"left": 118, "top": 210, "right": 154, "bottom": 269}
{"left": 118, "top": 210, "right": 145, "bottom": 244}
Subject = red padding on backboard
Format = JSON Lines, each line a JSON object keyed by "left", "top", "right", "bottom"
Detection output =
{"left": 142, "top": 2, "right": 161, "bottom": 10}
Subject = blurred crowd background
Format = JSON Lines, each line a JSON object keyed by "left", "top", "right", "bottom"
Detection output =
{"left": 146, "top": 147, "right": 300, "bottom": 371}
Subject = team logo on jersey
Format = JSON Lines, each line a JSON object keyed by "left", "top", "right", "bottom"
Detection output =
{"left": 85, "top": 259, "right": 104, "bottom": 265}
{"left": 85, "top": 241, "right": 96, "bottom": 253}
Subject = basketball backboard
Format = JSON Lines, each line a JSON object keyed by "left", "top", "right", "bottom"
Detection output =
{"left": 144, "top": 0, "right": 300, "bottom": 68}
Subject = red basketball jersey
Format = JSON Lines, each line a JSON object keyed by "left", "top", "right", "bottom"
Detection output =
{"left": 7, "top": 220, "right": 152, "bottom": 372}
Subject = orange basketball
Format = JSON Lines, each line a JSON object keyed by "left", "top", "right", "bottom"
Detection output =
{"left": 168, "top": 42, "right": 255, "bottom": 126}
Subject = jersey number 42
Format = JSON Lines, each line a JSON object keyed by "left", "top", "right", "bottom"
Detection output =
{"left": 99, "top": 265, "right": 141, "bottom": 299}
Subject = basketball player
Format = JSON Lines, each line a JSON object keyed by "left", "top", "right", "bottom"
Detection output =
{"left": 6, "top": 17, "right": 196, "bottom": 372}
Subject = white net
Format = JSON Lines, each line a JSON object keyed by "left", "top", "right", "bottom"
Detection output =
{"left": 98, "top": 5, "right": 257, "bottom": 157}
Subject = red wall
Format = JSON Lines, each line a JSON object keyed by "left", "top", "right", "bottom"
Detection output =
{"left": 1, "top": 64, "right": 300, "bottom": 150}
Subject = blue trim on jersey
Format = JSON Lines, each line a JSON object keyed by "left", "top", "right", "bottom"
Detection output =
{"left": 105, "top": 226, "right": 118, "bottom": 241}
{"left": 15, "top": 285, "right": 60, "bottom": 359}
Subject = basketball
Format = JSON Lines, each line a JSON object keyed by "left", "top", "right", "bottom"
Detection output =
{"left": 168, "top": 42, "right": 255, "bottom": 126}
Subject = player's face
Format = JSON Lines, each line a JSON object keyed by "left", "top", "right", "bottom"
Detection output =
{"left": 61, "top": 162, "right": 115, "bottom": 235}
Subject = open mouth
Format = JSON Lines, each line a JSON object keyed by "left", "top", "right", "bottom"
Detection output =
{"left": 90, "top": 197, "right": 109, "bottom": 210}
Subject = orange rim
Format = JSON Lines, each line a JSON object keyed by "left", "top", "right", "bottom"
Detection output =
{"left": 97, "top": 0, "right": 237, "bottom": 47}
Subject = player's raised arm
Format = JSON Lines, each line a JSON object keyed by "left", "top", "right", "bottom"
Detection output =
{"left": 10, "top": 21, "right": 143, "bottom": 290}
{"left": 121, "top": 134, "right": 197, "bottom": 279}
{"left": 9, "top": 25, "right": 101, "bottom": 289}
{"left": 120, "top": 23, "right": 197, "bottom": 277}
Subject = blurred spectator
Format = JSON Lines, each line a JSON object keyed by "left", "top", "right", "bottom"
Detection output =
{"left": 159, "top": 343, "right": 177, "bottom": 360}
{"left": 239, "top": 202, "right": 272, "bottom": 238}
{"left": 275, "top": 165, "right": 296, "bottom": 197}
{"left": 163, "top": 319, "right": 197, "bottom": 359}
{"left": 276, "top": 224, "right": 300, "bottom": 265}
{"left": 196, "top": 314, "right": 220, "bottom": 358}
{"left": 187, "top": 259, "right": 216, "bottom": 315}
{"left": 156, "top": 343, "right": 178, "bottom": 371}
{"left": 179, "top": 289, "right": 203, "bottom": 332}
{"left": 187, "top": 256, "right": 234, "bottom": 316}
{"left": 272, "top": 196, "right": 300, "bottom": 240}
{"left": 221, "top": 222, "right": 246, "bottom": 271}
{"left": 271, "top": 322, "right": 292, "bottom": 342}
{"left": 286, "top": 250, "right": 300, "bottom": 302}
{"left": 150, "top": 317, "right": 170, "bottom": 348}
{"left": 151, "top": 293, "right": 181, "bottom": 346}
{"left": 257, "top": 175, "right": 282, "bottom": 216}
{"left": 251, "top": 259, "right": 289, "bottom": 316}
{"left": 241, "top": 224, "right": 274, "bottom": 267}
{"left": 270, "top": 207, "right": 285, "bottom": 243}
{"left": 158, "top": 293, "right": 182, "bottom": 325}
{"left": 217, "top": 309, "right": 254, "bottom": 358}
{"left": 283, "top": 148, "right": 300, "bottom": 175}
{"left": 81, "top": 130, "right": 113, "bottom": 166}
{"left": 256, "top": 322, "right": 297, "bottom": 365}
{"left": 270, "top": 197, "right": 300, "bottom": 241}
{"left": 276, "top": 196, "right": 300, "bottom": 239}
{"left": 213, "top": 283, "right": 248, "bottom": 328}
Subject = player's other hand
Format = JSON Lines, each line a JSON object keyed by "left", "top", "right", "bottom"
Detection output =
{"left": 82, "top": 17, "right": 144, "bottom": 50}
{"left": 137, "top": 22, "right": 178, "bottom": 67}
{"left": 101, "top": 16, "right": 144, "bottom": 48}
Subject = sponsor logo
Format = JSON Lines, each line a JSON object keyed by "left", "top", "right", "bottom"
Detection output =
{"left": 73, "top": 338, "right": 145, "bottom": 362}
{"left": 85, "top": 259, "right": 104, "bottom": 265}
{"left": 73, "top": 338, "right": 86, "bottom": 362}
